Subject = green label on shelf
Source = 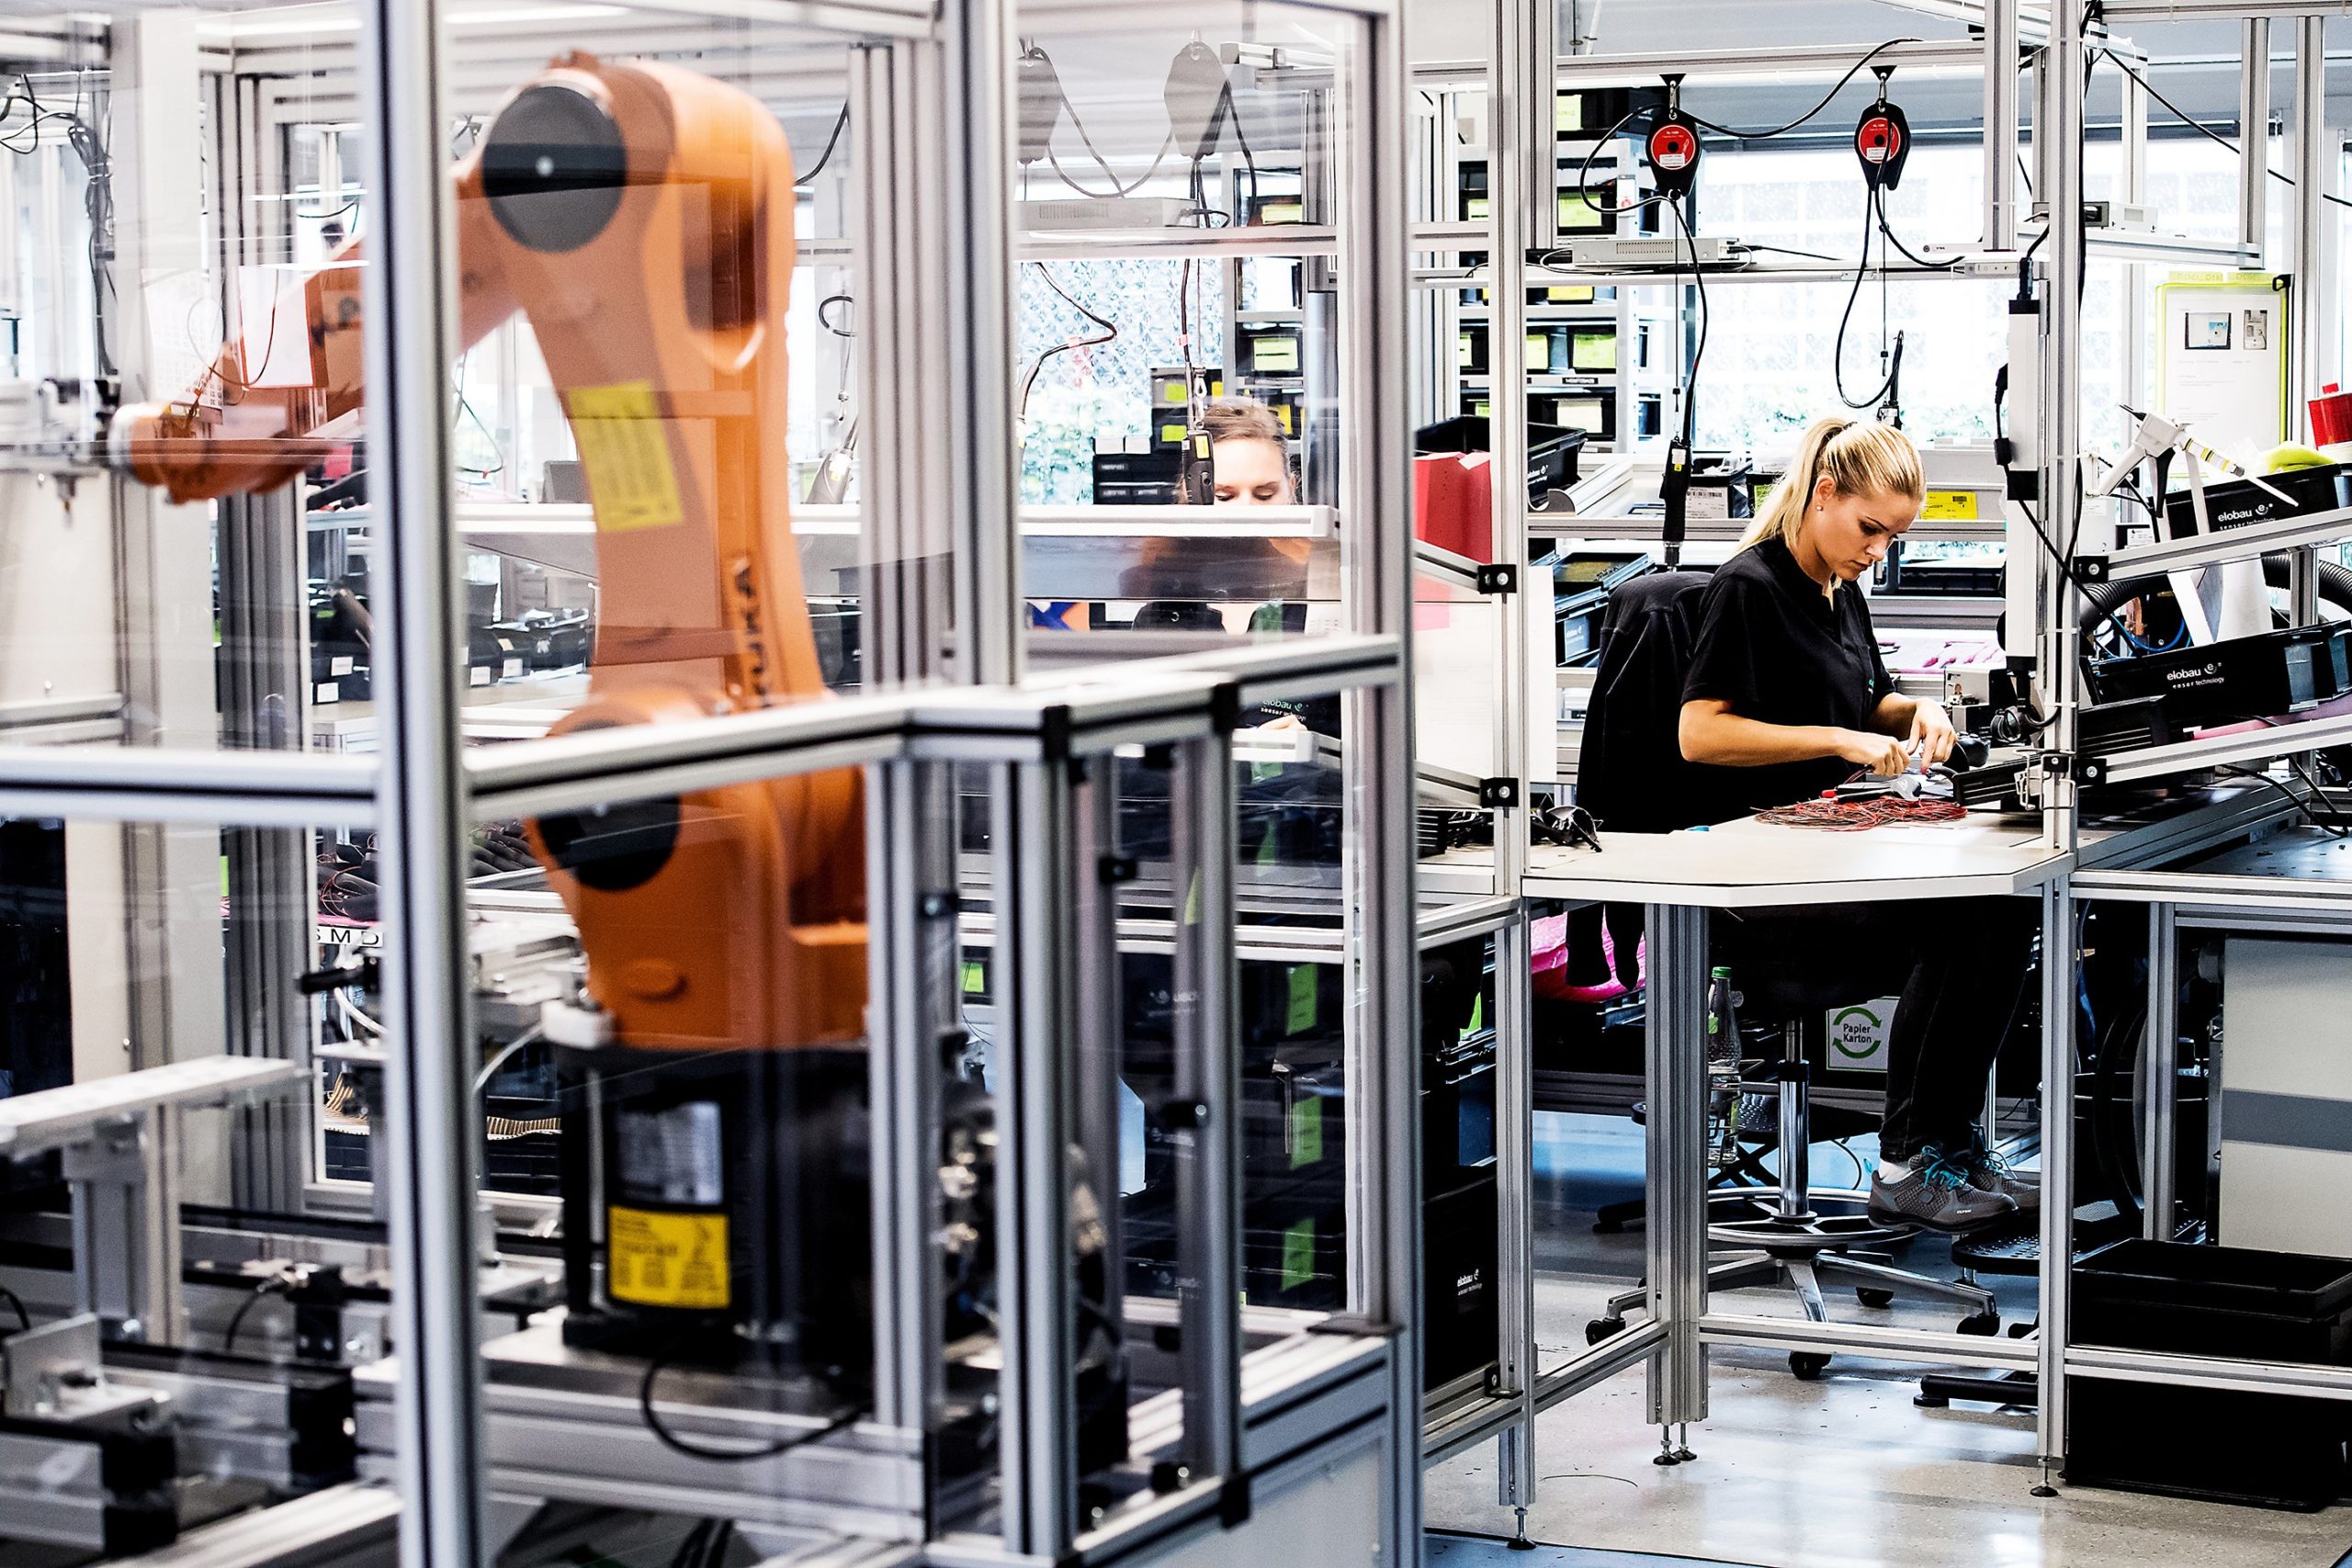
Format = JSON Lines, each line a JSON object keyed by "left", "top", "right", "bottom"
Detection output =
{"left": 1290, "top": 1093, "right": 1324, "bottom": 1168}
{"left": 961, "top": 960, "right": 985, "bottom": 995}
{"left": 1282, "top": 1217, "right": 1317, "bottom": 1291}
{"left": 1468, "top": 993, "right": 1484, "bottom": 1034}
{"left": 1287, "top": 963, "right": 1318, "bottom": 1034}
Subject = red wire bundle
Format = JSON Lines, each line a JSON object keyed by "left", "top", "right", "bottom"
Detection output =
{"left": 1753, "top": 795, "right": 1970, "bottom": 830}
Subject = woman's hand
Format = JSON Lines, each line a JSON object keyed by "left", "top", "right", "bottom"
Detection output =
{"left": 1906, "top": 701, "right": 1958, "bottom": 766}
{"left": 1836, "top": 728, "right": 1910, "bottom": 777}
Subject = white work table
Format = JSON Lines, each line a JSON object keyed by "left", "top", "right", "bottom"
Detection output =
{"left": 1522, "top": 809, "right": 2071, "bottom": 907}
{"left": 1517, "top": 804, "right": 2071, "bottom": 1450}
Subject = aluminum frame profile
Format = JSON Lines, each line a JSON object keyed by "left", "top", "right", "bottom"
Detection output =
{"left": 1170, "top": 734, "right": 1245, "bottom": 1489}
{"left": 2239, "top": 18, "right": 2272, "bottom": 257}
{"left": 2142, "top": 902, "right": 2179, "bottom": 1239}
{"left": 1643, "top": 903, "right": 1708, "bottom": 1435}
{"left": 1984, "top": 0, "right": 2023, "bottom": 251}
{"left": 990, "top": 754, "right": 1087, "bottom": 1557}
{"left": 2291, "top": 15, "right": 2335, "bottom": 434}
{"left": 356, "top": 0, "right": 491, "bottom": 1562}
{"left": 0, "top": 750, "right": 377, "bottom": 829}
{"left": 865, "top": 759, "right": 950, "bottom": 1441}
{"left": 2101, "top": 0, "right": 2352, "bottom": 17}
{"left": 2034, "top": 876, "right": 2076, "bottom": 1491}
{"left": 1487, "top": 912, "right": 1538, "bottom": 1514}
{"left": 1333, "top": 2, "right": 1427, "bottom": 1551}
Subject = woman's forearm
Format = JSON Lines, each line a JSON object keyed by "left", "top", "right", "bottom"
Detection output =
{"left": 1679, "top": 704, "right": 1849, "bottom": 768}
{"left": 1871, "top": 692, "right": 1918, "bottom": 738}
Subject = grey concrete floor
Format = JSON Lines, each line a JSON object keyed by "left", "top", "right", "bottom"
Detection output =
{"left": 1427, "top": 1112, "right": 2352, "bottom": 1568}
{"left": 1426, "top": 1351, "right": 2352, "bottom": 1567}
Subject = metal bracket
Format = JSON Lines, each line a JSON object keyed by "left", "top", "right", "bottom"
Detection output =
{"left": 1479, "top": 776, "right": 1521, "bottom": 809}
{"left": 1097, "top": 856, "right": 1139, "bottom": 886}
{"left": 1476, "top": 564, "right": 1518, "bottom": 595}
{"left": 2074, "top": 555, "right": 2109, "bottom": 583}
{"left": 2072, "top": 753, "right": 2109, "bottom": 786}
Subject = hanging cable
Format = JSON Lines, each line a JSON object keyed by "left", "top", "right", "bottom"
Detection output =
{"left": 1678, "top": 39, "right": 1923, "bottom": 141}
{"left": 1872, "top": 186, "right": 1959, "bottom": 272}
{"left": 1667, "top": 197, "right": 1708, "bottom": 447}
{"left": 1566, "top": 107, "right": 1671, "bottom": 224}
{"left": 1836, "top": 199, "right": 1897, "bottom": 411}
{"left": 793, "top": 103, "right": 851, "bottom": 187}
{"left": 2097, "top": 49, "right": 2352, "bottom": 211}
{"left": 1016, "top": 263, "right": 1117, "bottom": 423}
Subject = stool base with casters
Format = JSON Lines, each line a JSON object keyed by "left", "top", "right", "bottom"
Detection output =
{"left": 1588, "top": 1019, "right": 2001, "bottom": 1378}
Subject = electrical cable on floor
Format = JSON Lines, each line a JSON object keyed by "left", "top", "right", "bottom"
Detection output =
{"left": 1833, "top": 1138, "right": 1868, "bottom": 1189}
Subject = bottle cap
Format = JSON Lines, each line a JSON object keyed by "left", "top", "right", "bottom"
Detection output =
{"left": 1710, "top": 965, "right": 1732, "bottom": 980}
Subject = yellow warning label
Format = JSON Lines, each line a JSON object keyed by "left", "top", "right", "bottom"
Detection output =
{"left": 607, "top": 1206, "right": 730, "bottom": 1309}
{"left": 569, "top": 381, "right": 684, "bottom": 533}
{"left": 1921, "top": 489, "right": 1982, "bottom": 522}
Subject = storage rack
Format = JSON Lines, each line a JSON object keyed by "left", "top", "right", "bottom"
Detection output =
{"left": 1408, "top": 0, "right": 2349, "bottom": 1529}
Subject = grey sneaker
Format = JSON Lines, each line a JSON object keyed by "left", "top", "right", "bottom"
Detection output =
{"left": 1867, "top": 1148, "right": 2018, "bottom": 1234}
{"left": 1957, "top": 1130, "right": 2041, "bottom": 1213}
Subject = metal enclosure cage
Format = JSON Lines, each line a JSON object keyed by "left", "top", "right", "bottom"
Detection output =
{"left": 0, "top": 2, "right": 1426, "bottom": 1565}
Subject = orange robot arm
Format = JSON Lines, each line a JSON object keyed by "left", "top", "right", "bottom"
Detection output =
{"left": 115, "top": 54, "right": 865, "bottom": 1053}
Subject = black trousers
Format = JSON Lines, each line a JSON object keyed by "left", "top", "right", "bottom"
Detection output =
{"left": 1711, "top": 898, "right": 2041, "bottom": 1164}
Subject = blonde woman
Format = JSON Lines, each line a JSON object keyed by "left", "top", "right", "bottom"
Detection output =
{"left": 1678, "top": 415, "right": 2038, "bottom": 1234}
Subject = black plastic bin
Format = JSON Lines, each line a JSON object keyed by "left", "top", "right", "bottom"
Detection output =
{"left": 1414, "top": 416, "right": 1587, "bottom": 503}
{"left": 2069, "top": 1238, "right": 2352, "bottom": 1510}
{"left": 2161, "top": 462, "right": 2352, "bottom": 537}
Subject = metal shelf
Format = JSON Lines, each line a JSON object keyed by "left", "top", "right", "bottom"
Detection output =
{"left": 1456, "top": 304, "right": 1621, "bottom": 321}
{"left": 1522, "top": 256, "right": 1999, "bottom": 288}
{"left": 2099, "top": 710, "right": 2352, "bottom": 786}
{"left": 2085, "top": 504, "right": 2352, "bottom": 580}
{"left": 1461, "top": 372, "right": 1617, "bottom": 388}
{"left": 1017, "top": 224, "right": 1337, "bottom": 262}
{"left": 2079, "top": 227, "right": 2266, "bottom": 270}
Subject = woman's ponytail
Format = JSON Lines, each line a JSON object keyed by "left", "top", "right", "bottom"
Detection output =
{"left": 1737, "top": 415, "right": 1924, "bottom": 556}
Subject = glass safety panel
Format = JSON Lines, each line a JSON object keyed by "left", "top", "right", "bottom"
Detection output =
{"left": 1527, "top": 896, "right": 1652, "bottom": 1378}
{"left": 0, "top": 807, "right": 370, "bottom": 1558}
{"left": 1011, "top": 2, "right": 1363, "bottom": 672}
{"left": 0, "top": 6, "right": 383, "bottom": 757}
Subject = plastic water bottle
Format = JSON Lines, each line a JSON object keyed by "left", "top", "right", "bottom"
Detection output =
{"left": 1705, "top": 965, "right": 1743, "bottom": 1170}
{"left": 1706, "top": 966, "right": 1742, "bottom": 1070}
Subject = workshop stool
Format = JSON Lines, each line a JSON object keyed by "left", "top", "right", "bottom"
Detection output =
{"left": 1589, "top": 988, "right": 2000, "bottom": 1379}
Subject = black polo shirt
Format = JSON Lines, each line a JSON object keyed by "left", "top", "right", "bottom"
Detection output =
{"left": 1679, "top": 536, "right": 1894, "bottom": 822}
